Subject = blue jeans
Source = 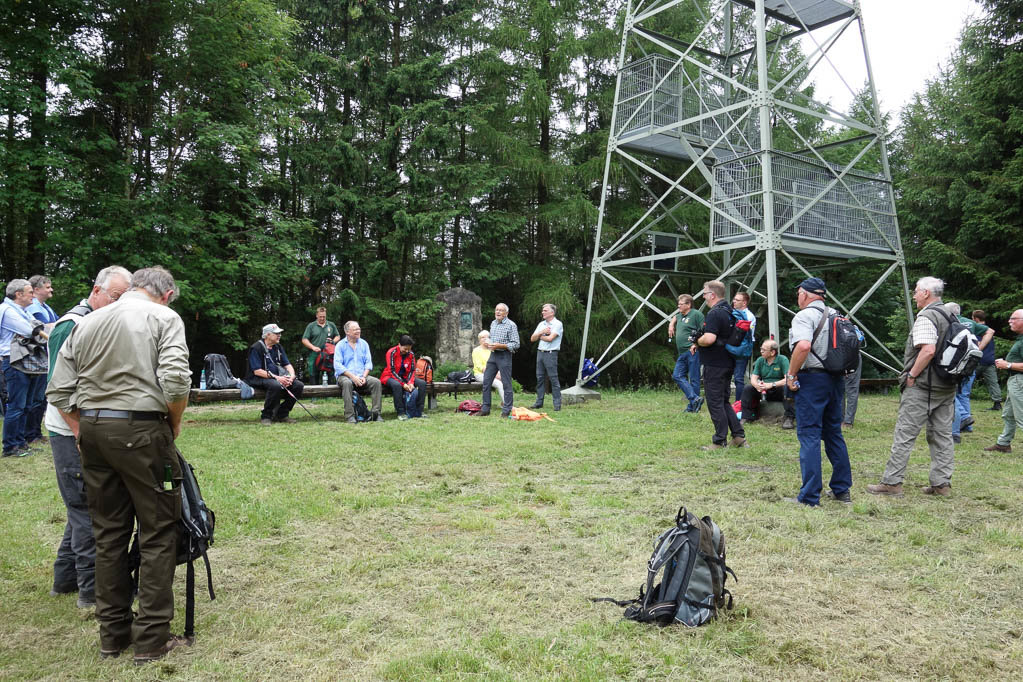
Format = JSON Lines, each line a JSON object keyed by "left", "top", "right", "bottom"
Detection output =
{"left": 2, "top": 356, "right": 43, "bottom": 453}
{"left": 794, "top": 371, "right": 852, "bottom": 506}
{"left": 952, "top": 372, "right": 976, "bottom": 435}
{"left": 672, "top": 351, "right": 701, "bottom": 402}
{"left": 732, "top": 356, "right": 750, "bottom": 401}
{"left": 25, "top": 371, "right": 47, "bottom": 441}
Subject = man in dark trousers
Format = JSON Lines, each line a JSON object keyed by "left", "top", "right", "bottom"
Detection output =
{"left": 47, "top": 266, "right": 192, "bottom": 664}
{"left": 480, "top": 303, "right": 520, "bottom": 417}
{"left": 247, "top": 323, "right": 305, "bottom": 425}
{"left": 693, "top": 280, "right": 746, "bottom": 449}
{"left": 45, "top": 266, "right": 131, "bottom": 609}
{"left": 786, "top": 277, "right": 853, "bottom": 506}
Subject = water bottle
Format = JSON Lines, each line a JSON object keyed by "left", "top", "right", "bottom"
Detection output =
{"left": 199, "top": 369, "right": 206, "bottom": 390}
{"left": 321, "top": 371, "right": 328, "bottom": 386}
{"left": 163, "top": 463, "right": 173, "bottom": 491}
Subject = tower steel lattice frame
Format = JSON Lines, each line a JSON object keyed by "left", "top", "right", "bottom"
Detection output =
{"left": 576, "top": 0, "right": 914, "bottom": 385}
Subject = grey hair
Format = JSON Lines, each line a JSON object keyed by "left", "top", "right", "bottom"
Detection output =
{"left": 29, "top": 275, "right": 51, "bottom": 289}
{"left": 131, "top": 266, "right": 178, "bottom": 302}
{"left": 944, "top": 302, "right": 961, "bottom": 316}
{"left": 761, "top": 339, "right": 779, "bottom": 353}
{"left": 95, "top": 266, "right": 132, "bottom": 291}
{"left": 344, "top": 321, "right": 360, "bottom": 333}
{"left": 543, "top": 303, "right": 557, "bottom": 315}
{"left": 915, "top": 276, "right": 944, "bottom": 298}
{"left": 496, "top": 303, "right": 509, "bottom": 312}
{"left": 5, "top": 279, "right": 30, "bottom": 299}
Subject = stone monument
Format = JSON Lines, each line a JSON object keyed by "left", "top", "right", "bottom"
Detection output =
{"left": 435, "top": 288, "right": 482, "bottom": 368}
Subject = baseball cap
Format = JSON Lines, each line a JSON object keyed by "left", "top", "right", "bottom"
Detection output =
{"left": 797, "top": 277, "right": 826, "bottom": 295}
{"left": 262, "top": 323, "right": 284, "bottom": 335}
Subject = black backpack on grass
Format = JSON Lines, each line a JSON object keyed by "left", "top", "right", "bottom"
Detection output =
{"left": 594, "top": 507, "right": 735, "bottom": 627}
{"left": 130, "top": 448, "right": 215, "bottom": 641}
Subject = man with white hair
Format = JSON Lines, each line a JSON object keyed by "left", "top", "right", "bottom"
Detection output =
{"left": 44, "top": 266, "right": 132, "bottom": 608}
{"left": 247, "top": 323, "right": 305, "bottom": 425}
{"left": 984, "top": 309, "right": 1023, "bottom": 454}
{"left": 1, "top": 278, "right": 46, "bottom": 457}
{"left": 48, "top": 266, "right": 192, "bottom": 664}
{"left": 867, "top": 276, "right": 957, "bottom": 497}
{"left": 480, "top": 303, "right": 520, "bottom": 417}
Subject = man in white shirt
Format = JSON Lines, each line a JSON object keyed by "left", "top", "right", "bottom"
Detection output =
{"left": 530, "top": 303, "right": 563, "bottom": 411}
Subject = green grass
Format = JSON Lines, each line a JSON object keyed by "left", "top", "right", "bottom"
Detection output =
{"left": 2, "top": 390, "right": 1022, "bottom": 680}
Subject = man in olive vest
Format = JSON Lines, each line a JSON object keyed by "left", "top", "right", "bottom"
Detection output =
{"left": 867, "top": 277, "right": 957, "bottom": 497}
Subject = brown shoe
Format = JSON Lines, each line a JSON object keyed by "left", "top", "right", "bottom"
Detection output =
{"left": 922, "top": 483, "right": 951, "bottom": 496}
{"left": 729, "top": 436, "right": 748, "bottom": 448}
{"left": 133, "top": 635, "right": 192, "bottom": 666}
{"left": 865, "top": 482, "right": 904, "bottom": 497}
{"left": 984, "top": 443, "right": 1012, "bottom": 453}
{"left": 700, "top": 443, "right": 725, "bottom": 451}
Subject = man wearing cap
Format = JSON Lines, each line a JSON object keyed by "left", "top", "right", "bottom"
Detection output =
{"left": 246, "top": 323, "right": 304, "bottom": 425}
{"left": 867, "top": 276, "right": 956, "bottom": 497}
{"left": 785, "top": 277, "right": 853, "bottom": 506}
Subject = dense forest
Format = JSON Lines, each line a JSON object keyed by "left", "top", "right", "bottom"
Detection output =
{"left": 1, "top": 0, "right": 1020, "bottom": 386}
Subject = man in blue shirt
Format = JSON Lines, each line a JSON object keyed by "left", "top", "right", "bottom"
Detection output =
{"left": 530, "top": 303, "right": 563, "bottom": 411}
{"left": 24, "top": 275, "right": 58, "bottom": 445}
{"left": 334, "top": 320, "right": 383, "bottom": 423}
{"left": 246, "top": 323, "right": 305, "bottom": 425}
{"left": 1, "top": 279, "right": 46, "bottom": 457}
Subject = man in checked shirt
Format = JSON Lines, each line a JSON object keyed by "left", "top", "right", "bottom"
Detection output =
{"left": 480, "top": 303, "right": 520, "bottom": 417}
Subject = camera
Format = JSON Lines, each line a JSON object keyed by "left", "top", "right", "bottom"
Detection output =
{"left": 687, "top": 329, "right": 703, "bottom": 345}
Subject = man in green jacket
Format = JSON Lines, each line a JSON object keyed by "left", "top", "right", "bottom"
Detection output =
{"left": 984, "top": 309, "right": 1023, "bottom": 454}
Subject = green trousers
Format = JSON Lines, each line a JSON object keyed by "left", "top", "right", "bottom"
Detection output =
{"left": 997, "top": 374, "right": 1023, "bottom": 446}
{"left": 79, "top": 416, "right": 181, "bottom": 654}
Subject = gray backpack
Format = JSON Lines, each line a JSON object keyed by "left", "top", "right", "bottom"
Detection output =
{"left": 594, "top": 507, "right": 735, "bottom": 627}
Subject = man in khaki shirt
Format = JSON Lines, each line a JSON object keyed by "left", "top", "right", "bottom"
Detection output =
{"left": 47, "top": 266, "right": 192, "bottom": 664}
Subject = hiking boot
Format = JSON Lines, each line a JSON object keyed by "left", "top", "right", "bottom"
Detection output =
{"left": 133, "top": 634, "right": 191, "bottom": 666}
{"left": 531, "top": 402, "right": 543, "bottom": 409}
{"left": 960, "top": 416, "right": 975, "bottom": 431}
{"left": 729, "top": 436, "right": 748, "bottom": 448}
{"left": 984, "top": 443, "right": 1012, "bottom": 453}
{"left": 781, "top": 417, "right": 795, "bottom": 430}
{"left": 501, "top": 410, "right": 511, "bottom": 418}
{"left": 49, "top": 582, "right": 77, "bottom": 596}
{"left": 477, "top": 410, "right": 490, "bottom": 417}
{"left": 346, "top": 416, "right": 358, "bottom": 424}
{"left": 100, "top": 645, "right": 129, "bottom": 660}
{"left": 691, "top": 396, "right": 704, "bottom": 412}
{"left": 866, "top": 482, "right": 904, "bottom": 497}
{"left": 372, "top": 413, "right": 384, "bottom": 422}
{"left": 922, "top": 483, "right": 951, "bottom": 496}
{"left": 952, "top": 434, "right": 961, "bottom": 444}
{"left": 77, "top": 594, "right": 96, "bottom": 609}
{"left": 825, "top": 489, "right": 852, "bottom": 504}
{"left": 398, "top": 414, "right": 409, "bottom": 421}
{"left": 987, "top": 401, "right": 1002, "bottom": 411}
{"left": 553, "top": 405, "right": 560, "bottom": 412}
{"left": 700, "top": 443, "right": 725, "bottom": 451}
{"left": 260, "top": 418, "right": 272, "bottom": 426}
{"left": 2, "top": 445, "right": 32, "bottom": 458}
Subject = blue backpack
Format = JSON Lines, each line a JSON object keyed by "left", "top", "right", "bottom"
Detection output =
{"left": 725, "top": 308, "right": 754, "bottom": 358}
{"left": 403, "top": 388, "right": 422, "bottom": 418}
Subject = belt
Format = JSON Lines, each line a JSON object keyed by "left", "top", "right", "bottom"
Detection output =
{"left": 539, "top": 350, "right": 559, "bottom": 353}
{"left": 80, "top": 409, "right": 166, "bottom": 420}
{"left": 799, "top": 367, "right": 827, "bottom": 374}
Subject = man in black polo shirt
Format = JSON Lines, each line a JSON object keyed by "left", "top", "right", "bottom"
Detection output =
{"left": 693, "top": 280, "right": 746, "bottom": 449}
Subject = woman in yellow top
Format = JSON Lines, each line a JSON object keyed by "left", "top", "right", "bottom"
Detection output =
{"left": 472, "top": 330, "right": 504, "bottom": 399}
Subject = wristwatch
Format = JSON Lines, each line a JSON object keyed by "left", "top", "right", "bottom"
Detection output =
{"left": 909, "top": 373, "right": 918, "bottom": 380}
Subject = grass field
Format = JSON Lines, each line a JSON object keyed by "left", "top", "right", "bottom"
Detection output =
{"left": 1, "top": 389, "right": 1021, "bottom": 681}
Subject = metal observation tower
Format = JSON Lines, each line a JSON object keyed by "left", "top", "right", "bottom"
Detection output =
{"left": 573, "top": 0, "right": 912, "bottom": 389}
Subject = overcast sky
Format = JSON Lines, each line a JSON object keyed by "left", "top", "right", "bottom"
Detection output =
{"left": 800, "top": 0, "right": 983, "bottom": 119}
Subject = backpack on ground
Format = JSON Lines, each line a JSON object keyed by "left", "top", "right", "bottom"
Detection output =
{"left": 129, "top": 448, "right": 215, "bottom": 642}
{"left": 725, "top": 307, "right": 753, "bottom": 358}
{"left": 415, "top": 356, "right": 434, "bottom": 383}
{"left": 929, "top": 308, "right": 982, "bottom": 383}
{"left": 809, "top": 307, "right": 863, "bottom": 376}
{"left": 456, "top": 399, "right": 482, "bottom": 415}
{"left": 203, "top": 353, "right": 238, "bottom": 390}
{"left": 581, "top": 358, "right": 600, "bottom": 387}
{"left": 593, "top": 506, "right": 735, "bottom": 627}
{"left": 314, "top": 341, "right": 336, "bottom": 374}
{"left": 447, "top": 369, "right": 474, "bottom": 383}
{"left": 352, "top": 392, "right": 371, "bottom": 421}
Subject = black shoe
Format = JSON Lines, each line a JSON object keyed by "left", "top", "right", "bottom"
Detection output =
{"left": 691, "top": 396, "right": 704, "bottom": 412}
{"left": 50, "top": 584, "right": 78, "bottom": 596}
{"left": 781, "top": 417, "right": 795, "bottom": 430}
{"left": 531, "top": 402, "right": 543, "bottom": 409}
{"left": 501, "top": 411, "right": 511, "bottom": 418}
{"left": 959, "top": 416, "right": 975, "bottom": 430}
{"left": 952, "top": 434, "right": 961, "bottom": 444}
{"left": 477, "top": 410, "right": 490, "bottom": 417}
{"left": 824, "top": 489, "right": 852, "bottom": 504}
{"left": 553, "top": 405, "right": 561, "bottom": 411}
{"left": 988, "top": 402, "right": 1002, "bottom": 411}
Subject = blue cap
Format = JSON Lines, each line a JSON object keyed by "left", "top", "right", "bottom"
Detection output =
{"left": 797, "top": 277, "right": 826, "bottom": 295}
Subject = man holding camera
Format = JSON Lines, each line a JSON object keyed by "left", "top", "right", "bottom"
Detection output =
{"left": 692, "top": 280, "right": 745, "bottom": 449}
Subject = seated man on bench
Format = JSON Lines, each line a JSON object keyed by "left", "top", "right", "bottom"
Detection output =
{"left": 740, "top": 339, "right": 796, "bottom": 429}
{"left": 247, "top": 323, "right": 304, "bottom": 425}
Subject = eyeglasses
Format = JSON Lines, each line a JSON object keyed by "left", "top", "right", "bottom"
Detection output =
{"left": 1010, "top": 317, "right": 1023, "bottom": 322}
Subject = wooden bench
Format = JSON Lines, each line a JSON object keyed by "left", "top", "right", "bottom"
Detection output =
{"left": 188, "top": 380, "right": 483, "bottom": 407}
